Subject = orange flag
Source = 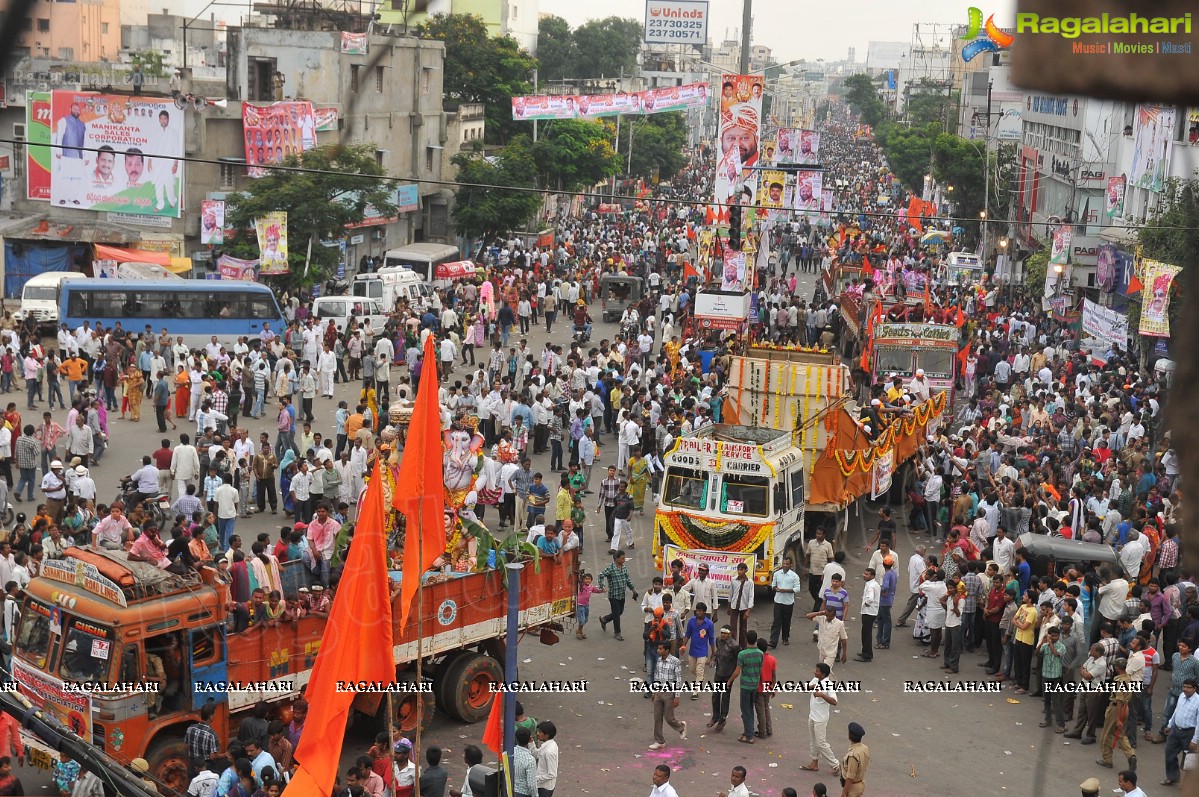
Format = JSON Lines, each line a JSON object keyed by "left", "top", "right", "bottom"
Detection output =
{"left": 395, "top": 334, "right": 447, "bottom": 630}
{"left": 482, "top": 685, "right": 504, "bottom": 755}
{"left": 287, "top": 460, "right": 394, "bottom": 797}
{"left": 955, "top": 307, "right": 965, "bottom": 327}
{"left": 683, "top": 261, "right": 700, "bottom": 283}
{"left": 1126, "top": 274, "right": 1144, "bottom": 295}
{"left": 957, "top": 342, "right": 972, "bottom": 374}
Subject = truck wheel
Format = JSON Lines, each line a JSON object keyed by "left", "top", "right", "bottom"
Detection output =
{"left": 380, "top": 673, "right": 435, "bottom": 736}
{"left": 434, "top": 651, "right": 473, "bottom": 713}
{"left": 443, "top": 652, "right": 502, "bottom": 723}
{"left": 146, "top": 736, "right": 191, "bottom": 795}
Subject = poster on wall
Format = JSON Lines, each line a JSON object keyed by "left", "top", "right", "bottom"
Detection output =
{"left": 340, "top": 32, "right": 367, "bottom": 54}
{"left": 820, "top": 188, "right": 834, "bottom": 226}
{"left": 255, "top": 212, "right": 289, "bottom": 275}
{"left": 25, "top": 91, "right": 51, "bottom": 201}
{"left": 1130, "top": 105, "right": 1176, "bottom": 193}
{"left": 792, "top": 170, "right": 823, "bottom": 214}
{"left": 200, "top": 199, "right": 225, "bottom": 245}
{"left": 760, "top": 139, "right": 777, "bottom": 166}
{"left": 714, "top": 74, "right": 763, "bottom": 208}
{"left": 1139, "top": 259, "right": 1182, "bottom": 338}
{"left": 242, "top": 101, "right": 317, "bottom": 177}
{"left": 313, "top": 107, "right": 339, "bottom": 132}
{"left": 1106, "top": 176, "right": 1126, "bottom": 218}
{"left": 36, "top": 92, "right": 185, "bottom": 217}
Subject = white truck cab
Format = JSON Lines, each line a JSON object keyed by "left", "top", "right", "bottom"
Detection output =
{"left": 14, "top": 271, "right": 86, "bottom": 330}
{"left": 311, "top": 295, "right": 390, "bottom": 333}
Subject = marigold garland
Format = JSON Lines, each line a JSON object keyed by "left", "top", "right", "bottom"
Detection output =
{"left": 656, "top": 512, "right": 774, "bottom": 553}
{"left": 832, "top": 391, "right": 948, "bottom": 477}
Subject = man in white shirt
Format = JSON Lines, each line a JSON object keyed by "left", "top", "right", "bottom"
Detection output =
{"left": 1120, "top": 531, "right": 1146, "bottom": 581}
{"left": 907, "top": 368, "right": 931, "bottom": 402}
{"left": 992, "top": 526, "right": 1016, "bottom": 574}
{"left": 648, "top": 764, "right": 679, "bottom": 797}
{"left": 804, "top": 662, "right": 840, "bottom": 773}
{"left": 856, "top": 568, "right": 881, "bottom": 662}
{"left": 895, "top": 545, "right": 928, "bottom": 627}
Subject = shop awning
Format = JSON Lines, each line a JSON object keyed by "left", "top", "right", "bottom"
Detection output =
{"left": 94, "top": 244, "right": 172, "bottom": 267}
{"left": 434, "top": 260, "right": 478, "bottom": 280}
{"left": 0, "top": 216, "right": 141, "bottom": 244}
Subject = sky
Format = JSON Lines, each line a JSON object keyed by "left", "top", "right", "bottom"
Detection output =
{"left": 539, "top": 0, "right": 1019, "bottom": 64}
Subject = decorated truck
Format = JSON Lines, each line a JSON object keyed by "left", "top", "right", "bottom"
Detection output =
{"left": 720, "top": 344, "right": 949, "bottom": 544}
{"left": 652, "top": 425, "right": 806, "bottom": 588}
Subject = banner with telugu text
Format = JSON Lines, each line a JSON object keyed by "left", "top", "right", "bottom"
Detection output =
{"left": 1138, "top": 259, "right": 1182, "bottom": 338}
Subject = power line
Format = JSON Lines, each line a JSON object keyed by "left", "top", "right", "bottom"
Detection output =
{"left": 6, "top": 137, "right": 1199, "bottom": 234}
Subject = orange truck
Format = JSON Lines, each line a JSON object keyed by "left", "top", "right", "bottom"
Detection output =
{"left": 13, "top": 547, "right": 577, "bottom": 792}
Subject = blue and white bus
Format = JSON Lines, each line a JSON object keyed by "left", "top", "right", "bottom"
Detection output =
{"left": 60, "top": 279, "right": 286, "bottom": 347}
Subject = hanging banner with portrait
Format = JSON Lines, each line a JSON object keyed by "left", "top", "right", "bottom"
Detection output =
{"left": 242, "top": 101, "right": 317, "bottom": 177}
{"left": 255, "top": 211, "right": 289, "bottom": 275}
{"left": 1105, "top": 176, "right": 1126, "bottom": 218}
{"left": 713, "top": 74, "right": 764, "bottom": 209}
{"left": 1139, "top": 258, "right": 1182, "bottom": 338}
{"left": 792, "top": 170, "right": 823, "bottom": 214}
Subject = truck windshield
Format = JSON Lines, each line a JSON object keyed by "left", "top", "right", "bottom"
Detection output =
{"left": 721, "top": 475, "right": 770, "bottom": 518}
{"left": 23, "top": 287, "right": 58, "bottom": 301}
{"left": 353, "top": 281, "right": 382, "bottom": 300}
{"left": 874, "top": 347, "right": 913, "bottom": 378}
{"left": 58, "top": 619, "right": 114, "bottom": 683}
{"left": 918, "top": 349, "right": 955, "bottom": 379}
{"left": 663, "top": 467, "right": 708, "bottom": 510}
{"left": 16, "top": 600, "right": 52, "bottom": 668}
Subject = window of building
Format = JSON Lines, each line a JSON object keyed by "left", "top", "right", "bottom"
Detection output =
{"left": 511, "top": 4, "right": 517, "bottom": 18}
{"left": 375, "top": 149, "right": 384, "bottom": 167}
{"left": 422, "top": 69, "right": 430, "bottom": 95}
{"left": 101, "top": 22, "right": 108, "bottom": 33}
{"left": 37, "top": 18, "right": 49, "bottom": 32}
{"left": 58, "top": 47, "right": 74, "bottom": 59}
{"left": 219, "top": 163, "right": 237, "bottom": 190}
{"left": 425, "top": 147, "right": 433, "bottom": 171}
{"left": 21, "top": 18, "right": 31, "bottom": 31}
{"left": 375, "top": 66, "right": 384, "bottom": 93}
{"left": 350, "top": 64, "right": 360, "bottom": 93}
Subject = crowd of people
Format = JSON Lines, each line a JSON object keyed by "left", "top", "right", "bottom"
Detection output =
{"left": 0, "top": 105, "right": 1182, "bottom": 797}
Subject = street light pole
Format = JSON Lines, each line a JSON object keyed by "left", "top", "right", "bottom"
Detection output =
{"left": 739, "top": 0, "right": 753, "bottom": 74}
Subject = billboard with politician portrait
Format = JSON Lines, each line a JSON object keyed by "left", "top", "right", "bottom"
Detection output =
{"left": 714, "top": 74, "right": 764, "bottom": 208}
{"left": 242, "top": 101, "right": 318, "bottom": 177}
{"left": 35, "top": 91, "right": 184, "bottom": 217}
{"left": 792, "top": 170, "right": 823, "bottom": 214}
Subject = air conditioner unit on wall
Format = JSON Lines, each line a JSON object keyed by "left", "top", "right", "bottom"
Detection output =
{"left": 12, "top": 124, "right": 25, "bottom": 141}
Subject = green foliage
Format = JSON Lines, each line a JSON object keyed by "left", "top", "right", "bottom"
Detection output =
{"left": 129, "top": 50, "right": 167, "bottom": 78}
{"left": 532, "top": 121, "right": 619, "bottom": 191}
{"left": 223, "top": 144, "right": 396, "bottom": 290}
{"left": 617, "top": 113, "right": 688, "bottom": 180}
{"left": 451, "top": 140, "right": 543, "bottom": 242}
{"left": 417, "top": 13, "right": 537, "bottom": 144}
{"left": 466, "top": 521, "right": 540, "bottom": 589}
{"left": 570, "top": 17, "right": 643, "bottom": 79}
{"left": 906, "top": 79, "right": 958, "bottom": 129}
{"left": 844, "top": 74, "right": 889, "bottom": 128}
{"left": 874, "top": 122, "right": 936, "bottom": 193}
{"left": 1024, "top": 249, "right": 1049, "bottom": 297}
{"left": 536, "top": 15, "right": 576, "bottom": 83}
{"left": 874, "top": 122, "right": 990, "bottom": 232}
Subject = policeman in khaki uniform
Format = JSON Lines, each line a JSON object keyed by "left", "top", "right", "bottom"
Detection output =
{"left": 1095, "top": 658, "right": 1136, "bottom": 770}
{"left": 841, "top": 721, "right": 870, "bottom": 797}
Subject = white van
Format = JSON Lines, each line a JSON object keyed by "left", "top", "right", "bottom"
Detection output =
{"left": 311, "top": 295, "right": 390, "bottom": 333}
{"left": 15, "top": 271, "right": 87, "bottom": 329}
{"left": 382, "top": 243, "right": 460, "bottom": 283}
{"left": 351, "top": 267, "right": 431, "bottom": 311}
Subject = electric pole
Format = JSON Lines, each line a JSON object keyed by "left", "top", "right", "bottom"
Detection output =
{"left": 739, "top": 0, "right": 752, "bottom": 74}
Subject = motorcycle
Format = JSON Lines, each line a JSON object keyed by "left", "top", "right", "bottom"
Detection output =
{"left": 572, "top": 324, "right": 591, "bottom": 344}
{"left": 116, "top": 476, "right": 171, "bottom": 529}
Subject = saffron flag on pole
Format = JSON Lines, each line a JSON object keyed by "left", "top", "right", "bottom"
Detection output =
{"left": 395, "top": 334, "right": 448, "bottom": 630}
{"left": 287, "top": 460, "right": 394, "bottom": 797}
{"left": 482, "top": 685, "right": 504, "bottom": 755}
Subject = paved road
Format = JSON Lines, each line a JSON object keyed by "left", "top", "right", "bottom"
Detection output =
{"left": 4, "top": 269, "right": 1168, "bottom": 797}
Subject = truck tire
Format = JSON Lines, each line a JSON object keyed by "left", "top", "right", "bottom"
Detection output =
{"left": 146, "top": 735, "right": 191, "bottom": 795}
{"left": 434, "top": 650, "right": 473, "bottom": 713}
{"left": 379, "top": 672, "right": 435, "bottom": 736}
{"left": 442, "top": 652, "right": 502, "bottom": 723}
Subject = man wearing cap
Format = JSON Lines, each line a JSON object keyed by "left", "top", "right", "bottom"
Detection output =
{"left": 841, "top": 722, "right": 869, "bottom": 797}
{"left": 130, "top": 758, "right": 157, "bottom": 792}
{"left": 1079, "top": 776, "right": 1101, "bottom": 797}
{"left": 394, "top": 737, "right": 417, "bottom": 797}
{"left": 40, "top": 460, "right": 67, "bottom": 525}
{"left": 1096, "top": 658, "right": 1137, "bottom": 770}
{"left": 708, "top": 625, "right": 738, "bottom": 732}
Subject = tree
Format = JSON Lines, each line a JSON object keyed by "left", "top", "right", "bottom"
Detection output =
{"left": 874, "top": 122, "right": 936, "bottom": 193}
{"left": 906, "top": 78, "right": 958, "bottom": 129}
{"left": 531, "top": 122, "right": 619, "bottom": 191}
{"left": 223, "top": 145, "right": 397, "bottom": 289}
{"left": 536, "top": 16, "right": 576, "bottom": 83}
{"left": 843, "top": 74, "right": 888, "bottom": 128}
{"left": 571, "top": 17, "right": 642, "bottom": 79}
{"left": 451, "top": 140, "right": 543, "bottom": 242}
{"left": 617, "top": 112, "right": 688, "bottom": 180}
{"left": 417, "top": 14, "right": 537, "bottom": 144}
